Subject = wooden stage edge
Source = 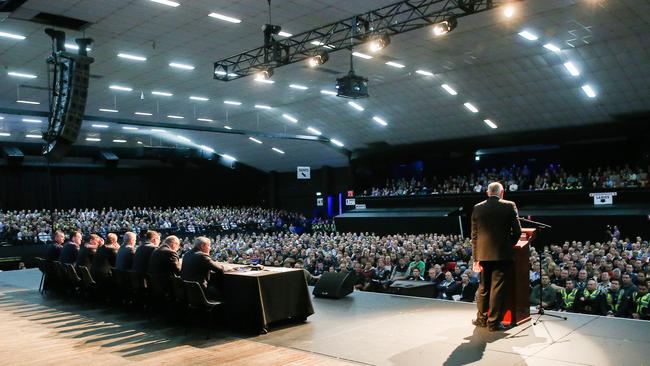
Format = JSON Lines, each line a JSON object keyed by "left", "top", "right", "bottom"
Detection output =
{"left": 2, "top": 269, "right": 650, "bottom": 366}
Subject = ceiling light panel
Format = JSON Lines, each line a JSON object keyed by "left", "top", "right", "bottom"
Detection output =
{"left": 348, "top": 101, "right": 364, "bottom": 111}
{"left": 464, "top": 102, "right": 479, "bottom": 113}
{"left": 208, "top": 12, "right": 241, "bottom": 23}
{"left": 169, "top": 62, "right": 195, "bottom": 70}
{"left": 117, "top": 53, "right": 147, "bottom": 61}
{"left": 8, "top": 71, "right": 37, "bottom": 79}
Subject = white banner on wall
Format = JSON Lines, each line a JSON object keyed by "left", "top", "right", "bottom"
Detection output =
{"left": 589, "top": 192, "right": 617, "bottom": 205}
{"left": 297, "top": 166, "right": 311, "bottom": 179}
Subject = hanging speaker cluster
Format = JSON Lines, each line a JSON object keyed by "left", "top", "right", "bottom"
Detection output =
{"left": 42, "top": 28, "right": 94, "bottom": 161}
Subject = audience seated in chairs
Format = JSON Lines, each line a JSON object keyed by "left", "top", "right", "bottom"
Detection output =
{"left": 75, "top": 234, "right": 101, "bottom": 268}
{"left": 59, "top": 230, "right": 82, "bottom": 264}
{"left": 46, "top": 230, "right": 65, "bottom": 261}
{"left": 132, "top": 230, "right": 160, "bottom": 275}
{"left": 91, "top": 233, "right": 119, "bottom": 288}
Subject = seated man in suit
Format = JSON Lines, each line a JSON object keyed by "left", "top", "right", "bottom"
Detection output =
{"left": 147, "top": 235, "right": 181, "bottom": 296}
{"left": 91, "top": 233, "right": 119, "bottom": 286}
{"left": 132, "top": 230, "right": 160, "bottom": 275}
{"left": 407, "top": 267, "right": 425, "bottom": 281}
{"left": 459, "top": 274, "right": 479, "bottom": 302}
{"left": 75, "top": 234, "right": 101, "bottom": 268}
{"left": 436, "top": 271, "right": 460, "bottom": 300}
{"left": 46, "top": 230, "right": 65, "bottom": 261}
{"left": 59, "top": 230, "right": 83, "bottom": 264}
{"left": 115, "top": 231, "right": 137, "bottom": 271}
{"left": 181, "top": 236, "right": 233, "bottom": 300}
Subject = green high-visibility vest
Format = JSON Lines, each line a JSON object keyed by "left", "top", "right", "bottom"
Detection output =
{"left": 561, "top": 288, "right": 578, "bottom": 308}
{"left": 634, "top": 292, "right": 650, "bottom": 314}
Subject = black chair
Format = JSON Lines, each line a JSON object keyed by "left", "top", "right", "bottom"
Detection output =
{"left": 129, "top": 271, "right": 150, "bottom": 311}
{"left": 77, "top": 266, "right": 97, "bottom": 300}
{"left": 112, "top": 268, "right": 133, "bottom": 305}
{"left": 171, "top": 276, "right": 189, "bottom": 330}
{"left": 183, "top": 280, "right": 222, "bottom": 339}
{"left": 35, "top": 257, "right": 46, "bottom": 294}
{"left": 63, "top": 264, "right": 82, "bottom": 296}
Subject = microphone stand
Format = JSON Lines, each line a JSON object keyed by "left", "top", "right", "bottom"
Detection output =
{"left": 517, "top": 217, "right": 567, "bottom": 325}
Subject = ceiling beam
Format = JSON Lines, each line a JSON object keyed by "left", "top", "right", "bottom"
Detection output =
{"left": 213, "top": 0, "right": 500, "bottom": 81}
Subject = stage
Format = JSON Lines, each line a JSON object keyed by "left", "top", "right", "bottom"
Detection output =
{"left": 1, "top": 269, "right": 648, "bottom": 366}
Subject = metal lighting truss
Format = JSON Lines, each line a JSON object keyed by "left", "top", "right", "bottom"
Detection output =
{"left": 214, "top": 0, "right": 501, "bottom": 81}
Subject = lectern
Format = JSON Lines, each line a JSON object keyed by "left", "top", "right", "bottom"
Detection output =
{"left": 501, "top": 228, "right": 534, "bottom": 326}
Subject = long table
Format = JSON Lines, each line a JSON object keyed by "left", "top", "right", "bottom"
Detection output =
{"left": 222, "top": 265, "right": 314, "bottom": 333}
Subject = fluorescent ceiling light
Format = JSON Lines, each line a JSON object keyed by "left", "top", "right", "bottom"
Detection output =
{"left": 197, "top": 118, "right": 213, "bottom": 122}
{"left": 310, "top": 41, "right": 334, "bottom": 49}
{"left": 137, "top": 141, "right": 143, "bottom": 144}
{"left": 0, "top": 132, "right": 10, "bottom": 137}
{"left": 385, "top": 61, "right": 405, "bottom": 68}
{"left": 199, "top": 145, "right": 215, "bottom": 153}
{"left": 117, "top": 53, "right": 147, "bottom": 61}
{"left": 348, "top": 101, "right": 364, "bottom": 111}
{"left": 463, "top": 102, "right": 479, "bottom": 113}
{"left": 208, "top": 12, "right": 241, "bottom": 23}
{"left": 224, "top": 100, "right": 241, "bottom": 105}
{"left": 441, "top": 84, "right": 457, "bottom": 95}
{"left": 122, "top": 126, "right": 139, "bottom": 130}
{"left": 0, "top": 31, "right": 26, "bottom": 40}
{"left": 307, "top": 127, "right": 322, "bottom": 135}
{"left": 92, "top": 124, "right": 109, "bottom": 128}
{"left": 254, "top": 104, "right": 272, "bottom": 109}
{"left": 109, "top": 85, "right": 133, "bottom": 92}
{"left": 330, "top": 139, "right": 344, "bottom": 147}
{"left": 150, "top": 0, "right": 180, "bottom": 7}
{"left": 176, "top": 135, "right": 191, "bottom": 143}
{"left": 352, "top": 52, "right": 373, "bottom": 59}
{"left": 169, "top": 62, "right": 195, "bottom": 70}
{"left": 8, "top": 71, "right": 37, "bottom": 79}
{"left": 152, "top": 91, "right": 173, "bottom": 96}
{"left": 272, "top": 147, "right": 285, "bottom": 154}
{"left": 563, "top": 61, "right": 580, "bottom": 76}
{"left": 223, "top": 125, "right": 232, "bottom": 130}
{"left": 543, "top": 43, "right": 561, "bottom": 53}
{"left": 22, "top": 118, "right": 42, "bottom": 123}
{"left": 0, "top": 116, "right": 3, "bottom": 119}
{"left": 289, "top": 84, "right": 308, "bottom": 90}
{"left": 151, "top": 129, "right": 167, "bottom": 133}
{"left": 65, "top": 43, "right": 91, "bottom": 51}
{"left": 320, "top": 90, "right": 337, "bottom": 95}
{"left": 581, "top": 84, "right": 597, "bottom": 98}
{"left": 16, "top": 100, "right": 40, "bottom": 105}
{"left": 113, "top": 139, "right": 127, "bottom": 143}
{"left": 134, "top": 112, "right": 152, "bottom": 116}
{"left": 254, "top": 77, "right": 274, "bottom": 84}
{"left": 518, "top": 31, "right": 538, "bottom": 41}
{"left": 222, "top": 154, "right": 236, "bottom": 161}
{"left": 249, "top": 137, "right": 263, "bottom": 144}
{"left": 415, "top": 70, "right": 434, "bottom": 76}
{"left": 278, "top": 31, "right": 292, "bottom": 37}
{"left": 372, "top": 116, "right": 388, "bottom": 126}
{"left": 26, "top": 134, "right": 42, "bottom": 138}
{"left": 483, "top": 119, "right": 498, "bottom": 129}
{"left": 189, "top": 96, "right": 209, "bottom": 101}
{"left": 282, "top": 114, "right": 298, "bottom": 123}
{"left": 167, "top": 115, "right": 184, "bottom": 119}
{"left": 86, "top": 137, "right": 101, "bottom": 142}
{"left": 99, "top": 108, "right": 118, "bottom": 113}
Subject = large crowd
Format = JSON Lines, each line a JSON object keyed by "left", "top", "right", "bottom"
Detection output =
{"left": 362, "top": 164, "right": 650, "bottom": 196}
{"left": 0, "top": 206, "right": 331, "bottom": 244}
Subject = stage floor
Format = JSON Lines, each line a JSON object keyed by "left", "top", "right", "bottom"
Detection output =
{"left": 1, "top": 269, "right": 648, "bottom": 366}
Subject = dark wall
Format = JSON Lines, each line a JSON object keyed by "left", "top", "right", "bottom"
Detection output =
{"left": 270, "top": 166, "right": 353, "bottom": 216}
{"left": 0, "top": 162, "right": 268, "bottom": 210}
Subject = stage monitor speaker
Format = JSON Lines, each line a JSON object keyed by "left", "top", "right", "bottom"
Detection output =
{"left": 312, "top": 271, "right": 355, "bottom": 299}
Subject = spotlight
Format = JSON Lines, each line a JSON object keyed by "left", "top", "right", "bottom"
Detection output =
{"left": 433, "top": 17, "right": 457, "bottom": 36}
{"left": 257, "top": 68, "right": 274, "bottom": 80}
{"left": 367, "top": 33, "right": 390, "bottom": 53}
{"left": 504, "top": 5, "right": 515, "bottom": 18}
{"left": 308, "top": 50, "right": 329, "bottom": 67}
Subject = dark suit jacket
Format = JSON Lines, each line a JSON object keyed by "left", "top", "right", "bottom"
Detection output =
{"left": 460, "top": 282, "right": 479, "bottom": 302}
{"left": 46, "top": 243, "right": 63, "bottom": 262}
{"left": 91, "top": 244, "right": 118, "bottom": 279}
{"left": 75, "top": 244, "right": 97, "bottom": 268}
{"left": 115, "top": 245, "right": 136, "bottom": 271}
{"left": 59, "top": 242, "right": 80, "bottom": 264}
{"left": 147, "top": 244, "right": 181, "bottom": 277}
{"left": 471, "top": 196, "right": 522, "bottom": 261}
{"left": 132, "top": 243, "right": 157, "bottom": 274}
{"left": 181, "top": 250, "right": 223, "bottom": 289}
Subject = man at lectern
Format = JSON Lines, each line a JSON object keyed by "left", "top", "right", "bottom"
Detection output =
{"left": 471, "top": 182, "right": 522, "bottom": 331}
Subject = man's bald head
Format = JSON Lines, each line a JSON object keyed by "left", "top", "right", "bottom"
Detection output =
{"left": 487, "top": 182, "right": 504, "bottom": 198}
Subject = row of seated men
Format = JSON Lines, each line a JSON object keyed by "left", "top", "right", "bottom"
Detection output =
{"left": 45, "top": 229, "right": 232, "bottom": 299}
{"left": 530, "top": 274, "right": 649, "bottom": 319}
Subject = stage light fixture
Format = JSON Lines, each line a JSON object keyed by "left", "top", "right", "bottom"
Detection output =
{"left": 308, "top": 50, "right": 329, "bottom": 67}
{"left": 503, "top": 5, "right": 514, "bottom": 18}
{"left": 255, "top": 68, "right": 274, "bottom": 82}
{"left": 433, "top": 17, "right": 457, "bottom": 36}
{"left": 367, "top": 33, "right": 390, "bottom": 53}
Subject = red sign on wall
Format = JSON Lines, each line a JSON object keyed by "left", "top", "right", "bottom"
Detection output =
{"left": 347, "top": 190, "right": 354, "bottom": 197}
